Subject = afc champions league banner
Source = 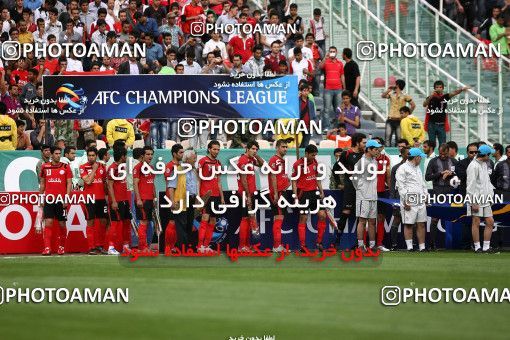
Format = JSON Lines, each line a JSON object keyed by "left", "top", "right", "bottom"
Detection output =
{"left": 41, "top": 75, "right": 299, "bottom": 120}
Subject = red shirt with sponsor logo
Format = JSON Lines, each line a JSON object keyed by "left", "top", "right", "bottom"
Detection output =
{"left": 198, "top": 156, "right": 222, "bottom": 197}
{"left": 237, "top": 154, "right": 257, "bottom": 193}
{"left": 107, "top": 162, "right": 130, "bottom": 201}
{"left": 376, "top": 153, "right": 390, "bottom": 193}
{"left": 40, "top": 162, "right": 72, "bottom": 196}
{"left": 182, "top": 4, "right": 204, "bottom": 34}
{"left": 133, "top": 161, "right": 155, "bottom": 200}
{"left": 268, "top": 155, "right": 289, "bottom": 195}
{"left": 80, "top": 163, "right": 107, "bottom": 199}
{"left": 292, "top": 157, "right": 319, "bottom": 191}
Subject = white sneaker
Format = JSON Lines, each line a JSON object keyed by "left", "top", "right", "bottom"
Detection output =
{"left": 197, "top": 245, "right": 206, "bottom": 254}
{"left": 377, "top": 246, "right": 390, "bottom": 252}
{"left": 239, "top": 246, "right": 251, "bottom": 252}
{"left": 251, "top": 228, "right": 260, "bottom": 236}
{"left": 108, "top": 247, "right": 120, "bottom": 255}
{"left": 272, "top": 245, "right": 285, "bottom": 253}
{"left": 205, "top": 246, "right": 214, "bottom": 253}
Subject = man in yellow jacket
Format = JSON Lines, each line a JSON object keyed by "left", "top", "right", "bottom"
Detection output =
{"left": 400, "top": 106, "right": 425, "bottom": 147}
{"left": 0, "top": 102, "right": 17, "bottom": 150}
{"left": 106, "top": 119, "right": 135, "bottom": 147}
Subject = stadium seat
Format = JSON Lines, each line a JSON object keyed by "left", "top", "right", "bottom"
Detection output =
{"left": 319, "top": 140, "right": 336, "bottom": 148}
{"left": 132, "top": 140, "right": 145, "bottom": 149}
{"left": 96, "top": 140, "right": 106, "bottom": 150}
{"left": 165, "top": 140, "right": 176, "bottom": 149}
{"left": 256, "top": 139, "right": 271, "bottom": 149}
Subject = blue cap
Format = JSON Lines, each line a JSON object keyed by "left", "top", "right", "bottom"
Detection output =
{"left": 365, "top": 139, "right": 382, "bottom": 149}
{"left": 409, "top": 147, "right": 426, "bottom": 158}
{"left": 478, "top": 144, "right": 495, "bottom": 156}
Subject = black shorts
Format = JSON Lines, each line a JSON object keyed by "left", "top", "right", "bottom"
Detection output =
{"left": 135, "top": 200, "right": 154, "bottom": 221}
{"left": 342, "top": 182, "right": 356, "bottom": 211}
{"left": 271, "top": 191, "right": 287, "bottom": 217}
{"left": 203, "top": 196, "right": 222, "bottom": 218}
{"left": 43, "top": 202, "right": 66, "bottom": 221}
{"left": 377, "top": 190, "right": 389, "bottom": 213}
{"left": 297, "top": 190, "right": 325, "bottom": 214}
{"left": 110, "top": 201, "right": 132, "bottom": 221}
{"left": 85, "top": 199, "right": 108, "bottom": 220}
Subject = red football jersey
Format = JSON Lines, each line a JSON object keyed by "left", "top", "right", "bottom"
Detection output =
{"left": 268, "top": 155, "right": 289, "bottom": 195}
{"left": 376, "top": 154, "right": 390, "bottom": 193}
{"left": 237, "top": 154, "right": 257, "bottom": 194}
{"left": 133, "top": 161, "right": 155, "bottom": 200}
{"left": 182, "top": 4, "right": 204, "bottom": 34}
{"left": 80, "top": 163, "right": 107, "bottom": 199}
{"left": 40, "top": 162, "right": 72, "bottom": 196}
{"left": 292, "top": 157, "right": 319, "bottom": 191}
{"left": 107, "top": 162, "right": 130, "bottom": 201}
{"left": 164, "top": 160, "right": 177, "bottom": 185}
{"left": 198, "top": 156, "right": 222, "bottom": 197}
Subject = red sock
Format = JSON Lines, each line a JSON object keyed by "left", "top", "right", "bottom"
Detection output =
{"left": 204, "top": 223, "right": 215, "bottom": 247}
{"left": 138, "top": 223, "right": 147, "bottom": 249}
{"left": 165, "top": 221, "right": 177, "bottom": 249}
{"left": 298, "top": 223, "right": 306, "bottom": 247}
{"left": 273, "top": 219, "right": 282, "bottom": 247}
{"left": 122, "top": 220, "right": 131, "bottom": 248}
{"left": 198, "top": 220, "right": 208, "bottom": 247}
{"left": 317, "top": 220, "right": 326, "bottom": 244}
{"left": 107, "top": 222, "right": 117, "bottom": 247}
{"left": 95, "top": 221, "right": 106, "bottom": 248}
{"left": 86, "top": 224, "right": 95, "bottom": 250}
{"left": 43, "top": 225, "right": 52, "bottom": 250}
{"left": 377, "top": 219, "right": 385, "bottom": 246}
{"left": 239, "top": 218, "right": 249, "bottom": 248}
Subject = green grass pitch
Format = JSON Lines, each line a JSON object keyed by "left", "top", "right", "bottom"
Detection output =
{"left": 1, "top": 252, "right": 510, "bottom": 340}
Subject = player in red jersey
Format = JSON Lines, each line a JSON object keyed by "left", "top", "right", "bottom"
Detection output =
{"left": 107, "top": 146, "right": 132, "bottom": 254}
{"left": 164, "top": 144, "right": 184, "bottom": 253}
{"left": 133, "top": 146, "right": 157, "bottom": 252}
{"left": 80, "top": 147, "right": 110, "bottom": 255}
{"left": 268, "top": 139, "right": 290, "bottom": 252}
{"left": 237, "top": 140, "right": 265, "bottom": 252}
{"left": 39, "top": 146, "right": 72, "bottom": 256}
{"left": 197, "top": 140, "right": 225, "bottom": 253}
{"left": 292, "top": 144, "right": 327, "bottom": 252}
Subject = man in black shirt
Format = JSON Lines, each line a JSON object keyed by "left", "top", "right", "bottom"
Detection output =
{"left": 342, "top": 48, "right": 361, "bottom": 108}
{"left": 335, "top": 132, "right": 366, "bottom": 246}
{"left": 423, "top": 80, "right": 469, "bottom": 145}
{"left": 389, "top": 139, "right": 409, "bottom": 249}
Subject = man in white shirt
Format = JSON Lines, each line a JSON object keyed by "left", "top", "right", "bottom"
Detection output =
{"left": 45, "top": 8, "right": 63, "bottom": 41}
{"left": 90, "top": 19, "right": 108, "bottom": 46}
{"left": 289, "top": 47, "right": 314, "bottom": 82}
{"left": 66, "top": 51, "right": 84, "bottom": 72}
{"left": 287, "top": 34, "right": 313, "bottom": 61}
{"left": 179, "top": 53, "right": 202, "bottom": 74}
{"left": 261, "top": 11, "right": 286, "bottom": 53}
{"left": 202, "top": 32, "right": 228, "bottom": 61}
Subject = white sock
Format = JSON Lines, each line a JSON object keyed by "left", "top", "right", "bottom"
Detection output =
{"left": 369, "top": 241, "right": 375, "bottom": 248}
{"left": 419, "top": 243, "right": 425, "bottom": 250}
{"left": 358, "top": 240, "right": 364, "bottom": 247}
{"left": 474, "top": 242, "right": 481, "bottom": 251}
{"left": 405, "top": 239, "right": 413, "bottom": 250}
{"left": 483, "top": 241, "right": 491, "bottom": 251}
{"left": 108, "top": 246, "right": 114, "bottom": 250}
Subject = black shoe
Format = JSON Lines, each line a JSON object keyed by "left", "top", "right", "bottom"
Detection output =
{"left": 316, "top": 243, "right": 324, "bottom": 252}
{"left": 97, "top": 246, "right": 108, "bottom": 255}
{"left": 407, "top": 248, "right": 415, "bottom": 252}
{"left": 419, "top": 248, "right": 429, "bottom": 253}
{"left": 88, "top": 248, "right": 99, "bottom": 255}
{"left": 430, "top": 246, "right": 437, "bottom": 252}
{"left": 299, "top": 246, "right": 308, "bottom": 253}
{"left": 483, "top": 247, "right": 496, "bottom": 254}
{"left": 475, "top": 248, "right": 483, "bottom": 253}
{"left": 390, "top": 245, "right": 398, "bottom": 251}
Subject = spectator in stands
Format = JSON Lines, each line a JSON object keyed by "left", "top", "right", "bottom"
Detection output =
{"left": 381, "top": 79, "right": 415, "bottom": 146}
{"left": 289, "top": 46, "right": 314, "bottom": 83}
{"left": 159, "top": 13, "right": 183, "bottom": 46}
{"left": 263, "top": 40, "right": 285, "bottom": 73}
{"left": 244, "top": 45, "right": 265, "bottom": 76}
{"left": 493, "top": 142, "right": 507, "bottom": 166}
{"left": 143, "top": 33, "right": 164, "bottom": 64}
{"left": 54, "top": 119, "right": 77, "bottom": 148}
{"left": 178, "top": 37, "right": 204, "bottom": 65}
{"left": 150, "top": 118, "right": 169, "bottom": 150}
{"left": 0, "top": 70, "right": 24, "bottom": 122}
{"left": 337, "top": 90, "right": 360, "bottom": 136}
{"left": 456, "top": 0, "right": 477, "bottom": 32}
{"left": 181, "top": 0, "right": 205, "bottom": 40}
{"left": 261, "top": 11, "right": 286, "bottom": 53}
{"left": 423, "top": 80, "right": 469, "bottom": 145}
{"left": 299, "top": 81, "right": 316, "bottom": 147}
{"left": 30, "top": 119, "right": 53, "bottom": 149}
{"left": 203, "top": 31, "right": 228, "bottom": 61}
{"left": 305, "top": 33, "right": 323, "bottom": 96}
{"left": 326, "top": 122, "right": 351, "bottom": 149}
{"left": 400, "top": 106, "right": 425, "bottom": 147}
{"left": 423, "top": 139, "right": 437, "bottom": 191}
{"left": 308, "top": 8, "right": 326, "bottom": 52}
{"left": 179, "top": 52, "right": 202, "bottom": 74}
{"left": 476, "top": 5, "right": 501, "bottom": 39}
{"left": 0, "top": 102, "right": 17, "bottom": 150}
{"left": 60, "top": 19, "right": 82, "bottom": 43}
{"left": 118, "top": 57, "right": 143, "bottom": 74}
{"left": 342, "top": 48, "right": 360, "bottom": 108}
{"left": 16, "top": 119, "right": 32, "bottom": 150}
{"left": 202, "top": 52, "right": 231, "bottom": 74}
{"left": 489, "top": 14, "right": 509, "bottom": 57}
{"left": 106, "top": 119, "right": 135, "bottom": 147}
{"left": 284, "top": 3, "right": 304, "bottom": 50}
{"left": 319, "top": 46, "right": 344, "bottom": 131}
{"left": 144, "top": 0, "right": 167, "bottom": 26}
{"left": 287, "top": 34, "right": 313, "bottom": 61}
{"left": 18, "top": 19, "right": 34, "bottom": 44}
{"left": 265, "top": 0, "right": 287, "bottom": 21}
{"left": 229, "top": 25, "right": 255, "bottom": 63}
{"left": 20, "top": 68, "right": 38, "bottom": 106}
